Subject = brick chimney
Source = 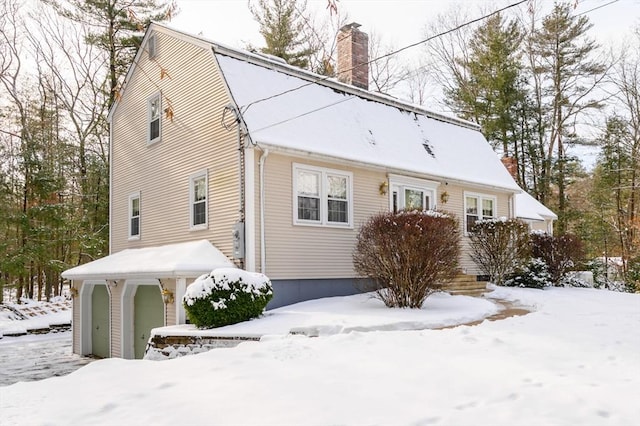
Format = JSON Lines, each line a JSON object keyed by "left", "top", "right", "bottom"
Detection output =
{"left": 501, "top": 156, "right": 518, "bottom": 180}
{"left": 337, "top": 22, "right": 369, "bottom": 90}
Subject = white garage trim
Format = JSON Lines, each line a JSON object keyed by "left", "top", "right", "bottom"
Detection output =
{"left": 79, "top": 280, "right": 108, "bottom": 356}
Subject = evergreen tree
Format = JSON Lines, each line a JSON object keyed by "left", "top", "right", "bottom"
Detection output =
{"left": 249, "top": 0, "right": 316, "bottom": 69}
{"left": 43, "top": 0, "right": 176, "bottom": 109}
{"left": 590, "top": 116, "right": 638, "bottom": 277}
{"left": 446, "top": 13, "right": 526, "bottom": 156}
{"left": 529, "top": 2, "right": 606, "bottom": 233}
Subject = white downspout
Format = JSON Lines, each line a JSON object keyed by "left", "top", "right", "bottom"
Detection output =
{"left": 259, "top": 149, "right": 269, "bottom": 274}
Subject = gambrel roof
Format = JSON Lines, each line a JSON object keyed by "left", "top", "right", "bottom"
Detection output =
{"left": 215, "top": 52, "right": 521, "bottom": 192}
{"left": 116, "top": 23, "right": 522, "bottom": 193}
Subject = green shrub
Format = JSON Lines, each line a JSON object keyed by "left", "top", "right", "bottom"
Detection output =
{"left": 468, "top": 218, "right": 530, "bottom": 285}
{"left": 353, "top": 210, "right": 460, "bottom": 308}
{"left": 504, "top": 258, "right": 552, "bottom": 289}
{"left": 625, "top": 257, "right": 640, "bottom": 292}
{"left": 183, "top": 268, "right": 273, "bottom": 328}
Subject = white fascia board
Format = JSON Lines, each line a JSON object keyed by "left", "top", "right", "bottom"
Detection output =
{"left": 255, "top": 142, "right": 521, "bottom": 195}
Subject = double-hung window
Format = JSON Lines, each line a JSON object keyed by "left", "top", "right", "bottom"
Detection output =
{"left": 389, "top": 175, "right": 439, "bottom": 213}
{"left": 464, "top": 192, "right": 496, "bottom": 233}
{"left": 148, "top": 93, "right": 161, "bottom": 143}
{"left": 128, "top": 192, "right": 140, "bottom": 240}
{"left": 294, "top": 164, "right": 352, "bottom": 227}
{"left": 189, "top": 170, "right": 208, "bottom": 230}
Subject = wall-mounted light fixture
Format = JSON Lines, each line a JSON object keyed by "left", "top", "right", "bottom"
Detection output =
{"left": 69, "top": 286, "right": 78, "bottom": 298}
{"left": 379, "top": 181, "right": 388, "bottom": 195}
{"left": 161, "top": 288, "right": 174, "bottom": 305}
{"left": 440, "top": 191, "right": 449, "bottom": 204}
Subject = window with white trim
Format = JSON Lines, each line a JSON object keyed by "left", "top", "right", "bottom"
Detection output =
{"left": 148, "top": 93, "right": 161, "bottom": 143}
{"left": 464, "top": 192, "right": 496, "bottom": 233}
{"left": 148, "top": 33, "right": 157, "bottom": 59}
{"left": 129, "top": 192, "right": 140, "bottom": 239}
{"left": 189, "top": 170, "right": 208, "bottom": 229}
{"left": 388, "top": 175, "right": 439, "bottom": 213}
{"left": 294, "top": 164, "right": 352, "bottom": 227}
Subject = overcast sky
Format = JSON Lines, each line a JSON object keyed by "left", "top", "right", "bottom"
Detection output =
{"left": 169, "top": 0, "right": 640, "bottom": 51}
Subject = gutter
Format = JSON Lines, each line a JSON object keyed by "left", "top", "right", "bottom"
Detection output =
{"left": 255, "top": 142, "right": 522, "bottom": 195}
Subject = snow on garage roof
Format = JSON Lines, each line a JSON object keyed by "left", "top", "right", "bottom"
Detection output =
{"left": 214, "top": 52, "right": 521, "bottom": 192}
{"left": 62, "top": 240, "right": 235, "bottom": 281}
{"left": 515, "top": 191, "right": 558, "bottom": 221}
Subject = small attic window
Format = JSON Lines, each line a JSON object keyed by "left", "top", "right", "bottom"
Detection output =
{"left": 148, "top": 34, "right": 157, "bottom": 59}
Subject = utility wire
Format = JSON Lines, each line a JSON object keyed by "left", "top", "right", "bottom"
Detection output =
{"left": 240, "top": 0, "right": 529, "bottom": 114}
{"left": 576, "top": 0, "right": 620, "bottom": 16}
{"left": 250, "top": 95, "right": 356, "bottom": 134}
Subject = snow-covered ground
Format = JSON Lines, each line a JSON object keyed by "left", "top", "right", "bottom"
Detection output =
{"left": 160, "top": 291, "right": 499, "bottom": 338}
{"left": 0, "top": 297, "right": 71, "bottom": 337}
{"left": 0, "top": 332, "right": 92, "bottom": 386}
{"left": 1, "top": 286, "right": 638, "bottom": 426}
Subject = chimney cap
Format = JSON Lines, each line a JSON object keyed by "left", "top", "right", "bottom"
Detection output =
{"left": 340, "top": 22, "right": 362, "bottom": 32}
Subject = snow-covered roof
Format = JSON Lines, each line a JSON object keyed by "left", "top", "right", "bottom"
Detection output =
{"left": 515, "top": 191, "right": 557, "bottom": 221}
{"left": 215, "top": 52, "right": 521, "bottom": 192}
{"left": 62, "top": 240, "right": 235, "bottom": 281}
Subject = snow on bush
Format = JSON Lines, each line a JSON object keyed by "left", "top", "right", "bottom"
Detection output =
{"left": 353, "top": 210, "right": 460, "bottom": 308}
{"left": 530, "top": 232, "right": 584, "bottom": 285}
{"left": 183, "top": 268, "right": 273, "bottom": 328}
{"left": 504, "top": 258, "right": 552, "bottom": 289}
{"left": 468, "top": 218, "right": 530, "bottom": 285}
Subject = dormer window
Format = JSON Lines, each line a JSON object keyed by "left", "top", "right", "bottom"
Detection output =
{"left": 148, "top": 33, "right": 157, "bottom": 59}
{"left": 148, "top": 93, "right": 161, "bottom": 143}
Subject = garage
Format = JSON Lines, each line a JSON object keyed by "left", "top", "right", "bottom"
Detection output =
{"left": 62, "top": 240, "right": 235, "bottom": 358}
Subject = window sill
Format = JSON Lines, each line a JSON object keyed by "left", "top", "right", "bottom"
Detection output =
{"left": 294, "top": 220, "right": 353, "bottom": 230}
{"left": 128, "top": 236, "right": 140, "bottom": 241}
{"left": 147, "top": 137, "right": 162, "bottom": 145}
{"left": 189, "top": 224, "right": 208, "bottom": 232}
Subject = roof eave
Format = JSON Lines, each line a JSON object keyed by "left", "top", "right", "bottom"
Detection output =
{"left": 253, "top": 142, "right": 521, "bottom": 194}
{"left": 62, "top": 269, "right": 213, "bottom": 282}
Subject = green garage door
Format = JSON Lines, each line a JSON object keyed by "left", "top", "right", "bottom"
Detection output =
{"left": 133, "top": 285, "right": 164, "bottom": 359}
{"left": 91, "top": 284, "right": 110, "bottom": 358}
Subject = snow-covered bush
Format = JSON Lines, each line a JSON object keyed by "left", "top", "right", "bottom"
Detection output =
{"left": 468, "top": 218, "right": 530, "bottom": 285}
{"left": 353, "top": 210, "right": 460, "bottom": 308}
{"left": 530, "top": 232, "right": 584, "bottom": 285}
{"left": 626, "top": 257, "right": 640, "bottom": 293}
{"left": 504, "top": 258, "right": 552, "bottom": 289}
{"left": 183, "top": 268, "right": 273, "bottom": 328}
{"left": 559, "top": 272, "right": 591, "bottom": 288}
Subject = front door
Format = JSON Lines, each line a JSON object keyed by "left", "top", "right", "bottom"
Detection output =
{"left": 133, "top": 285, "right": 164, "bottom": 359}
{"left": 91, "top": 284, "right": 109, "bottom": 358}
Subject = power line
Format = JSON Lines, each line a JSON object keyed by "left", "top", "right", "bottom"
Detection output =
{"left": 576, "top": 0, "right": 620, "bottom": 16}
{"left": 250, "top": 95, "right": 356, "bottom": 134}
{"left": 240, "top": 0, "right": 529, "bottom": 113}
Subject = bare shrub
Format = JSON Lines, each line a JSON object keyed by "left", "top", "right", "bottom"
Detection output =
{"left": 353, "top": 211, "right": 460, "bottom": 308}
{"left": 531, "top": 232, "right": 584, "bottom": 284}
{"left": 468, "top": 218, "right": 531, "bottom": 285}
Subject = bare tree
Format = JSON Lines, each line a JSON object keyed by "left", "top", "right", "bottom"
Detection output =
{"left": 368, "top": 30, "right": 409, "bottom": 95}
{"left": 422, "top": 7, "right": 475, "bottom": 111}
{"left": 27, "top": 7, "right": 111, "bottom": 265}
